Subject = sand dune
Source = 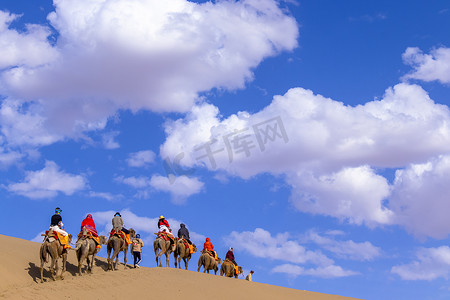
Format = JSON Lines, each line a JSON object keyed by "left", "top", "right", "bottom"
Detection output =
{"left": 0, "top": 234, "right": 360, "bottom": 299}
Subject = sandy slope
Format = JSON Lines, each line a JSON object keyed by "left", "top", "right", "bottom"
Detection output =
{"left": 0, "top": 234, "right": 360, "bottom": 299}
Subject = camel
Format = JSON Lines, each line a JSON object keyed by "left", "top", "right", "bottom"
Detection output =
{"left": 197, "top": 252, "right": 221, "bottom": 275}
{"left": 153, "top": 235, "right": 176, "bottom": 267}
{"left": 220, "top": 260, "right": 243, "bottom": 278}
{"left": 75, "top": 227, "right": 107, "bottom": 275}
{"left": 106, "top": 228, "right": 135, "bottom": 270}
{"left": 39, "top": 230, "right": 72, "bottom": 283}
{"left": 174, "top": 238, "right": 197, "bottom": 270}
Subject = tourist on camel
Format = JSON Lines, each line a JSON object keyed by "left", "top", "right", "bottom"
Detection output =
{"left": 202, "top": 237, "right": 217, "bottom": 259}
{"left": 157, "top": 216, "right": 175, "bottom": 238}
{"left": 112, "top": 212, "right": 131, "bottom": 244}
{"left": 177, "top": 223, "right": 192, "bottom": 245}
{"left": 131, "top": 233, "right": 144, "bottom": 268}
{"left": 49, "top": 207, "right": 68, "bottom": 236}
{"left": 225, "top": 247, "right": 237, "bottom": 266}
{"left": 80, "top": 214, "right": 98, "bottom": 237}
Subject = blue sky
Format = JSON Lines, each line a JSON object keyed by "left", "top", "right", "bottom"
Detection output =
{"left": 1, "top": 1, "right": 450, "bottom": 299}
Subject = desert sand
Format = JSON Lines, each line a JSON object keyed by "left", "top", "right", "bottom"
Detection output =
{"left": 0, "top": 234, "right": 360, "bottom": 299}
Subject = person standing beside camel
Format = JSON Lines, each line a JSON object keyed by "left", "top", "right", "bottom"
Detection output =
{"left": 245, "top": 270, "right": 254, "bottom": 281}
{"left": 131, "top": 234, "right": 144, "bottom": 268}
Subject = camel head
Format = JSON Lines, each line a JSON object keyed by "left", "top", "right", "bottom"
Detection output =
{"left": 192, "top": 244, "right": 197, "bottom": 253}
{"left": 68, "top": 234, "right": 73, "bottom": 243}
{"left": 99, "top": 235, "right": 107, "bottom": 245}
{"left": 129, "top": 228, "right": 136, "bottom": 238}
{"left": 238, "top": 266, "right": 243, "bottom": 274}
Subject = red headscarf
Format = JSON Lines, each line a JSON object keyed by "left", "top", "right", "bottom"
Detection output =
{"left": 81, "top": 214, "right": 98, "bottom": 236}
{"left": 203, "top": 237, "right": 214, "bottom": 251}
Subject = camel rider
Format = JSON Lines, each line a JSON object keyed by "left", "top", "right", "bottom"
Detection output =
{"left": 158, "top": 215, "right": 175, "bottom": 250}
{"left": 49, "top": 207, "right": 70, "bottom": 249}
{"left": 226, "top": 247, "right": 237, "bottom": 266}
{"left": 112, "top": 212, "right": 131, "bottom": 244}
{"left": 177, "top": 223, "right": 192, "bottom": 245}
{"left": 157, "top": 216, "right": 175, "bottom": 238}
{"left": 202, "top": 237, "right": 217, "bottom": 260}
{"left": 80, "top": 214, "right": 98, "bottom": 237}
{"left": 50, "top": 207, "right": 68, "bottom": 237}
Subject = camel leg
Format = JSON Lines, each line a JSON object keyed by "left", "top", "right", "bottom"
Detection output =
{"left": 107, "top": 246, "right": 112, "bottom": 271}
{"left": 60, "top": 253, "right": 66, "bottom": 280}
{"left": 184, "top": 257, "right": 189, "bottom": 270}
{"left": 177, "top": 256, "right": 181, "bottom": 269}
{"left": 165, "top": 252, "right": 170, "bottom": 268}
{"left": 123, "top": 248, "right": 127, "bottom": 269}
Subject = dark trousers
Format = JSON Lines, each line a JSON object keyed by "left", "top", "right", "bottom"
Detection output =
{"left": 133, "top": 252, "right": 141, "bottom": 266}
{"left": 122, "top": 228, "right": 130, "bottom": 234}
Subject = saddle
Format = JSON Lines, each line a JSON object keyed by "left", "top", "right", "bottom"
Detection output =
{"left": 110, "top": 229, "right": 126, "bottom": 242}
{"left": 179, "top": 238, "right": 190, "bottom": 250}
{"left": 204, "top": 250, "right": 218, "bottom": 260}
{"left": 44, "top": 230, "right": 71, "bottom": 249}
{"left": 78, "top": 231, "right": 101, "bottom": 248}
{"left": 156, "top": 232, "right": 175, "bottom": 243}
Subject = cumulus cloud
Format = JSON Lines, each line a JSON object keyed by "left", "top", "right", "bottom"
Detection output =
{"left": 302, "top": 230, "right": 382, "bottom": 261}
{"left": 126, "top": 150, "right": 156, "bottom": 167}
{"left": 402, "top": 47, "right": 450, "bottom": 84}
{"left": 160, "top": 83, "right": 450, "bottom": 232}
{"left": 272, "top": 263, "right": 359, "bottom": 278}
{"left": 391, "top": 246, "right": 450, "bottom": 280}
{"left": 0, "top": 11, "right": 59, "bottom": 69}
{"left": 0, "top": 0, "right": 298, "bottom": 142}
{"left": 6, "top": 160, "right": 86, "bottom": 199}
{"left": 115, "top": 175, "right": 151, "bottom": 189}
{"left": 225, "top": 228, "right": 333, "bottom": 266}
{"left": 89, "top": 191, "right": 122, "bottom": 202}
{"left": 149, "top": 174, "right": 204, "bottom": 204}
{"left": 225, "top": 228, "right": 358, "bottom": 278}
{"left": 389, "top": 155, "right": 450, "bottom": 239}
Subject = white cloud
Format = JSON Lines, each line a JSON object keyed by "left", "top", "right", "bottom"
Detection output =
{"left": 126, "top": 150, "right": 155, "bottom": 167}
{"left": 225, "top": 228, "right": 358, "bottom": 278}
{"left": 101, "top": 131, "right": 120, "bottom": 149}
{"left": 288, "top": 166, "right": 393, "bottom": 227}
{"left": 402, "top": 47, "right": 450, "bottom": 84}
{"left": 0, "top": 99, "right": 62, "bottom": 147}
{"left": 160, "top": 83, "right": 450, "bottom": 233}
{"left": 391, "top": 246, "right": 450, "bottom": 280}
{"left": 389, "top": 155, "right": 450, "bottom": 239}
{"left": 89, "top": 191, "right": 122, "bottom": 202}
{"left": 7, "top": 160, "right": 86, "bottom": 199}
{"left": 272, "top": 263, "right": 359, "bottom": 278}
{"left": 303, "top": 230, "right": 382, "bottom": 261}
{"left": 0, "top": 11, "right": 59, "bottom": 69}
{"left": 0, "top": 0, "right": 298, "bottom": 142}
{"left": 225, "top": 228, "right": 333, "bottom": 266}
{"left": 115, "top": 175, "right": 151, "bottom": 189}
{"left": 149, "top": 174, "right": 204, "bottom": 204}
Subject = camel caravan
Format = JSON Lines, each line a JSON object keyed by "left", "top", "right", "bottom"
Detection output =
{"left": 39, "top": 209, "right": 245, "bottom": 282}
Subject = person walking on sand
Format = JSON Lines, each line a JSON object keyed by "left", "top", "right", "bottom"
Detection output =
{"left": 131, "top": 234, "right": 144, "bottom": 268}
{"left": 245, "top": 270, "right": 254, "bottom": 281}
